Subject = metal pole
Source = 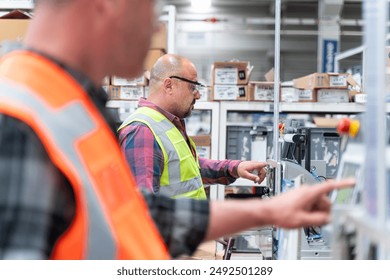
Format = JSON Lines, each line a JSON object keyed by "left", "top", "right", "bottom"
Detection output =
{"left": 273, "top": 0, "right": 281, "bottom": 195}
{"left": 273, "top": 0, "right": 283, "bottom": 260}
{"left": 164, "top": 5, "right": 177, "bottom": 54}
{"left": 362, "top": 0, "right": 387, "bottom": 258}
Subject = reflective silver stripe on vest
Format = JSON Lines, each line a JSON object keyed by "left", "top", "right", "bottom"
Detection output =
{"left": 124, "top": 110, "right": 203, "bottom": 197}
{"left": 0, "top": 79, "right": 116, "bottom": 260}
{"left": 160, "top": 174, "right": 203, "bottom": 197}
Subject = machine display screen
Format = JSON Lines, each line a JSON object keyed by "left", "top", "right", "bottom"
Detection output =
{"left": 334, "top": 162, "right": 360, "bottom": 204}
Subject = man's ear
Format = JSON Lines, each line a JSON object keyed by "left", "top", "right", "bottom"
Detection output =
{"left": 163, "top": 78, "right": 173, "bottom": 94}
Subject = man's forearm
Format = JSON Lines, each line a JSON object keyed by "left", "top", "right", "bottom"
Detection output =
{"left": 204, "top": 199, "right": 272, "bottom": 241}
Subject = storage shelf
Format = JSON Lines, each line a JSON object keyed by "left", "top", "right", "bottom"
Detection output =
{"left": 0, "top": 1, "right": 33, "bottom": 9}
{"left": 220, "top": 101, "right": 367, "bottom": 113}
{"left": 280, "top": 102, "right": 366, "bottom": 113}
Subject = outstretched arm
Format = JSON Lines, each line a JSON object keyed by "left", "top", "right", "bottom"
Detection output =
{"left": 204, "top": 178, "right": 355, "bottom": 241}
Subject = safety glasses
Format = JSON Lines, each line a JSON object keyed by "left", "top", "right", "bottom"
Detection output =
{"left": 169, "top": 75, "right": 206, "bottom": 93}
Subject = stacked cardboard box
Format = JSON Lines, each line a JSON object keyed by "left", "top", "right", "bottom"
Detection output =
{"left": 107, "top": 72, "right": 148, "bottom": 101}
{"left": 103, "top": 73, "right": 149, "bottom": 121}
{"left": 293, "top": 72, "right": 358, "bottom": 103}
{"left": 248, "top": 81, "right": 280, "bottom": 102}
{"left": 247, "top": 68, "right": 285, "bottom": 102}
{"left": 210, "top": 61, "right": 253, "bottom": 101}
{"left": 0, "top": 10, "right": 31, "bottom": 55}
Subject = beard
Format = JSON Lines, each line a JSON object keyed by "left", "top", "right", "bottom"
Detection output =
{"left": 183, "top": 101, "right": 195, "bottom": 118}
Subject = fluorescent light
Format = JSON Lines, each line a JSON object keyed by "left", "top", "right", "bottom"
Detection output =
{"left": 191, "top": 0, "right": 211, "bottom": 10}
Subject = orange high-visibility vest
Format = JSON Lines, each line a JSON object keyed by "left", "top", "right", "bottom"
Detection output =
{"left": 0, "top": 51, "right": 170, "bottom": 260}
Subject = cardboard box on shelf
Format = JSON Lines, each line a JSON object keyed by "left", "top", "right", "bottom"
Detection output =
{"left": 0, "top": 19, "right": 30, "bottom": 43}
{"left": 353, "top": 93, "right": 367, "bottom": 104}
{"left": 281, "top": 86, "right": 299, "bottom": 102}
{"left": 211, "top": 85, "right": 249, "bottom": 101}
{"left": 191, "top": 135, "right": 211, "bottom": 147}
{"left": 211, "top": 61, "right": 253, "bottom": 85}
{"left": 144, "top": 49, "right": 166, "bottom": 71}
{"left": 316, "top": 89, "right": 350, "bottom": 103}
{"left": 191, "top": 135, "right": 211, "bottom": 159}
{"left": 248, "top": 81, "right": 281, "bottom": 101}
{"left": 293, "top": 88, "right": 350, "bottom": 103}
{"left": 295, "top": 88, "right": 316, "bottom": 102}
{"left": 0, "top": 10, "right": 31, "bottom": 43}
{"left": 293, "top": 72, "right": 352, "bottom": 90}
{"left": 108, "top": 85, "right": 145, "bottom": 100}
{"left": 111, "top": 72, "right": 149, "bottom": 86}
{"left": 264, "top": 67, "right": 274, "bottom": 82}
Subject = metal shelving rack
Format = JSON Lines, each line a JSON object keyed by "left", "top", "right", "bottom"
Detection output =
{"left": 334, "top": 45, "right": 366, "bottom": 87}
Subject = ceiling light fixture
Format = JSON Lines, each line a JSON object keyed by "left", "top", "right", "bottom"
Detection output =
{"left": 191, "top": 0, "right": 212, "bottom": 11}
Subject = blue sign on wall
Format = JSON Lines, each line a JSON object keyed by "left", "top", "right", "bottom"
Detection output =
{"left": 322, "top": 39, "right": 338, "bottom": 73}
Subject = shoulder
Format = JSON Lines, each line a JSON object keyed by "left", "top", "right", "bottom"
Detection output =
{"left": 118, "top": 121, "right": 154, "bottom": 144}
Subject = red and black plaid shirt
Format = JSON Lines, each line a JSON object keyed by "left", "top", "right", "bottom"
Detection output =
{"left": 0, "top": 50, "right": 208, "bottom": 259}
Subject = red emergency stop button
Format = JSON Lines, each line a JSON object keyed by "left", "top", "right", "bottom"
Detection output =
{"left": 337, "top": 118, "right": 360, "bottom": 137}
{"left": 337, "top": 118, "right": 350, "bottom": 134}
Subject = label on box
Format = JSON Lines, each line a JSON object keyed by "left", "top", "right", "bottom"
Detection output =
{"left": 255, "top": 86, "right": 274, "bottom": 101}
{"left": 329, "top": 75, "right": 347, "bottom": 87}
{"left": 317, "top": 89, "right": 349, "bottom": 103}
{"left": 354, "top": 93, "right": 367, "bottom": 103}
{"left": 213, "top": 85, "right": 238, "bottom": 100}
{"left": 281, "top": 87, "right": 299, "bottom": 102}
{"left": 296, "top": 89, "right": 314, "bottom": 101}
{"left": 214, "top": 68, "right": 238, "bottom": 84}
{"left": 120, "top": 86, "right": 144, "bottom": 100}
{"left": 238, "top": 87, "right": 246, "bottom": 97}
{"left": 238, "top": 70, "right": 246, "bottom": 81}
{"left": 112, "top": 75, "right": 145, "bottom": 86}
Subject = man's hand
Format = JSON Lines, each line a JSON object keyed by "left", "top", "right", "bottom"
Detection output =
{"left": 264, "top": 179, "right": 356, "bottom": 228}
{"left": 237, "top": 161, "right": 267, "bottom": 184}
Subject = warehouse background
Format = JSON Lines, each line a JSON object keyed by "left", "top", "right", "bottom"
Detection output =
{"left": 163, "top": 0, "right": 363, "bottom": 83}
